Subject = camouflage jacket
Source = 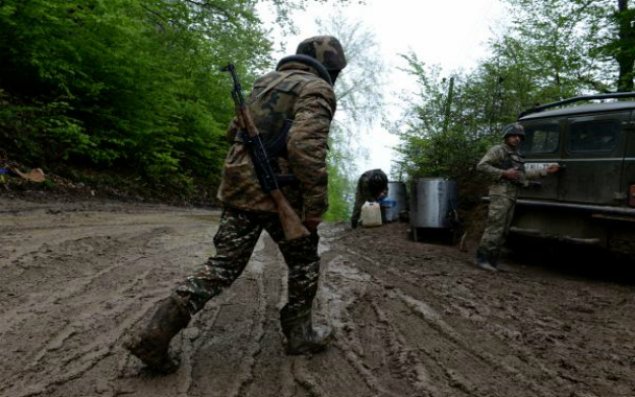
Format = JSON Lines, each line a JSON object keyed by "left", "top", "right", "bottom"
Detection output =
{"left": 477, "top": 143, "right": 547, "bottom": 197}
{"left": 356, "top": 169, "right": 388, "bottom": 201}
{"left": 217, "top": 58, "right": 337, "bottom": 217}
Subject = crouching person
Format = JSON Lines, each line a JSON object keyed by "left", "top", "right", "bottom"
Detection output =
{"left": 351, "top": 169, "right": 388, "bottom": 228}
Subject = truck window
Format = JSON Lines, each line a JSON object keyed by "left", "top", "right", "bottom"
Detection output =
{"left": 569, "top": 120, "right": 619, "bottom": 153}
{"left": 523, "top": 124, "right": 559, "bottom": 154}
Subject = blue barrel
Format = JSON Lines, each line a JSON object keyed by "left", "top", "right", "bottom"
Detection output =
{"left": 382, "top": 181, "right": 407, "bottom": 222}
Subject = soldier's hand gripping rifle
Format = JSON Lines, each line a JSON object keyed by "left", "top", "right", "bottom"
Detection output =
{"left": 221, "top": 63, "right": 310, "bottom": 240}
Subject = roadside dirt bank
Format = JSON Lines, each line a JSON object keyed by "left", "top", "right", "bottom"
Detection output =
{"left": 0, "top": 198, "right": 633, "bottom": 397}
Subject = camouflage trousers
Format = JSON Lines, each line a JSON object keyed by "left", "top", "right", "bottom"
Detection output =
{"left": 477, "top": 194, "right": 517, "bottom": 262}
{"left": 174, "top": 206, "right": 321, "bottom": 320}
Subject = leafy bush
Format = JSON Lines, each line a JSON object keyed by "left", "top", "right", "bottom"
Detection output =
{"left": 0, "top": 0, "right": 271, "bottom": 200}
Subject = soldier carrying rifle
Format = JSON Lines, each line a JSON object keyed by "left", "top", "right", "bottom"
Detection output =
{"left": 124, "top": 36, "right": 347, "bottom": 373}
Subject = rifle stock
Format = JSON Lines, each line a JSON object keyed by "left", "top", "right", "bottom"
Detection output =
{"left": 222, "top": 63, "right": 310, "bottom": 241}
{"left": 270, "top": 190, "right": 310, "bottom": 240}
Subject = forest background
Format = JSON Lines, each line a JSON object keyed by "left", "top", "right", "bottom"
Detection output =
{"left": 0, "top": 0, "right": 633, "bottom": 221}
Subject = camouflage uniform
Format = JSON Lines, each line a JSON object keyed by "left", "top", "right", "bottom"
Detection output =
{"left": 176, "top": 207, "right": 320, "bottom": 318}
{"left": 124, "top": 36, "right": 346, "bottom": 372}
{"left": 176, "top": 41, "right": 341, "bottom": 319}
{"left": 216, "top": 59, "right": 337, "bottom": 216}
{"left": 351, "top": 169, "right": 388, "bottom": 228}
{"left": 476, "top": 142, "right": 549, "bottom": 264}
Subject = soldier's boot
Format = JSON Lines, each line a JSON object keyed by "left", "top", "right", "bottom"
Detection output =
{"left": 488, "top": 253, "right": 499, "bottom": 268}
{"left": 123, "top": 295, "right": 191, "bottom": 373}
{"left": 280, "top": 307, "right": 332, "bottom": 355}
{"left": 475, "top": 249, "right": 497, "bottom": 272}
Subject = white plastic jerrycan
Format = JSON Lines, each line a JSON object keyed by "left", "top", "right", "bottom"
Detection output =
{"left": 360, "top": 201, "right": 382, "bottom": 227}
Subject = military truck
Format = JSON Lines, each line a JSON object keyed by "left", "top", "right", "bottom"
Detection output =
{"left": 511, "top": 92, "right": 635, "bottom": 256}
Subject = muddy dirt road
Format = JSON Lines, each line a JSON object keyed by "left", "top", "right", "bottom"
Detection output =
{"left": 1, "top": 198, "right": 634, "bottom": 397}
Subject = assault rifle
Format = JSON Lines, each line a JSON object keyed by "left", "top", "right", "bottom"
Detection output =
{"left": 221, "top": 63, "right": 309, "bottom": 240}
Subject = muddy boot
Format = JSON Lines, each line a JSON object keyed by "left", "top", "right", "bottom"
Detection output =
{"left": 280, "top": 307, "right": 331, "bottom": 355}
{"left": 488, "top": 253, "right": 499, "bottom": 268}
{"left": 475, "top": 250, "right": 497, "bottom": 272}
{"left": 123, "top": 295, "right": 191, "bottom": 373}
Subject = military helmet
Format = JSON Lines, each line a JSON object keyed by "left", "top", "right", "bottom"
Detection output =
{"left": 502, "top": 123, "right": 525, "bottom": 140}
{"left": 296, "top": 36, "right": 347, "bottom": 71}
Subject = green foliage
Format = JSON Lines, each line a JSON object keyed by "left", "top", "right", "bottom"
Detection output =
{"left": 396, "top": 0, "right": 634, "bottom": 193}
{"left": 393, "top": 56, "right": 493, "bottom": 186}
{"left": 505, "top": 0, "right": 634, "bottom": 92}
{"left": 323, "top": 156, "right": 353, "bottom": 221}
{"left": 0, "top": 0, "right": 272, "bottom": 198}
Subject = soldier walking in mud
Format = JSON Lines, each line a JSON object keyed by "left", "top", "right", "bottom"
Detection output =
{"left": 476, "top": 123, "right": 560, "bottom": 271}
{"left": 124, "top": 36, "right": 347, "bottom": 373}
{"left": 350, "top": 168, "right": 388, "bottom": 228}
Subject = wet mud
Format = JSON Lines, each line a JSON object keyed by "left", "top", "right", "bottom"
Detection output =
{"left": 1, "top": 198, "right": 633, "bottom": 397}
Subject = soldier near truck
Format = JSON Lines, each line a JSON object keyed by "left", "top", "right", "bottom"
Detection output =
{"left": 475, "top": 123, "right": 560, "bottom": 272}
{"left": 124, "top": 36, "right": 347, "bottom": 373}
{"left": 512, "top": 92, "right": 635, "bottom": 257}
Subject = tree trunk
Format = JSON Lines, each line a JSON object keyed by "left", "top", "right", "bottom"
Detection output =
{"left": 616, "top": 0, "right": 635, "bottom": 92}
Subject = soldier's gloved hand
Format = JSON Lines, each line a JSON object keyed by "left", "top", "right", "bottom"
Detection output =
{"left": 303, "top": 216, "right": 321, "bottom": 234}
{"left": 502, "top": 168, "right": 520, "bottom": 181}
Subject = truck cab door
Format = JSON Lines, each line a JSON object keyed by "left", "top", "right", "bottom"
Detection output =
{"left": 519, "top": 120, "right": 562, "bottom": 201}
{"left": 560, "top": 112, "right": 629, "bottom": 205}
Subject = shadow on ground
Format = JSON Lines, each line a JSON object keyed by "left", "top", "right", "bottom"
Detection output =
{"left": 507, "top": 235, "right": 635, "bottom": 285}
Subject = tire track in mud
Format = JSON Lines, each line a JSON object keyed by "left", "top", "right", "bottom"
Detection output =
{"left": 3, "top": 204, "right": 634, "bottom": 397}
{"left": 395, "top": 260, "right": 627, "bottom": 395}
{"left": 192, "top": 238, "right": 268, "bottom": 397}
{"left": 240, "top": 237, "right": 299, "bottom": 397}
{"left": 0, "top": 225, "right": 205, "bottom": 338}
{"left": 370, "top": 301, "right": 437, "bottom": 396}
{"left": 321, "top": 226, "right": 467, "bottom": 397}
{"left": 0, "top": 206, "right": 214, "bottom": 266}
{"left": 328, "top": 252, "right": 458, "bottom": 396}
{"left": 340, "top": 246, "right": 569, "bottom": 397}
{"left": 335, "top": 223, "right": 635, "bottom": 397}
{"left": 323, "top": 252, "right": 446, "bottom": 397}
{"left": 0, "top": 238, "right": 162, "bottom": 395}
{"left": 0, "top": 208, "right": 219, "bottom": 397}
{"left": 320, "top": 255, "right": 397, "bottom": 397}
